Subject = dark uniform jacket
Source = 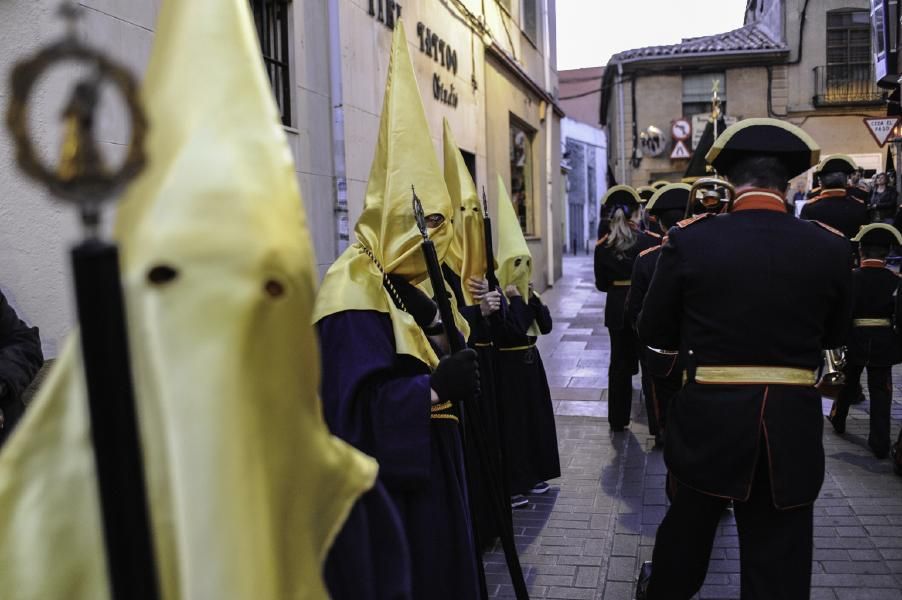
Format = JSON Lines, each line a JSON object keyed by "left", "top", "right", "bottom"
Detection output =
{"left": 638, "top": 191, "right": 852, "bottom": 508}
{"left": 594, "top": 228, "right": 659, "bottom": 330}
{"left": 846, "top": 259, "right": 902, "bottom": 367}
{"left": 627, "top": 243, "right": 662, "bottom": 330}
{"left": 0, "top": 290, "right": 43, "bottom": 445}
{"left": 800, "top": 188, "right": 868, "bottom": 239}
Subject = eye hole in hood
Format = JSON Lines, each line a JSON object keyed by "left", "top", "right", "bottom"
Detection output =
{"left": 148, "top": 265, "right": 179, "bottom": 285}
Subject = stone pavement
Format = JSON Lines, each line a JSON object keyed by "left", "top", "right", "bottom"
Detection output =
{"left": 484, "top": 255, "right": 902, "bottom": 600}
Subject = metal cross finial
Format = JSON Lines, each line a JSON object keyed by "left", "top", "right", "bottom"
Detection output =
{"left": 411, "top": 186, "right": 428, "bottom": 239}
{"left": 58, "top": 1, "right": 83, "bottom": 37}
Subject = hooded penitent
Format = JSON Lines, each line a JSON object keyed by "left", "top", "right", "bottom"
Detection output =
{"left": 496, "top": 175, "right": 540, "bottom": 335}
{"left": 313, "top": 21, "right": 459, "bottom": 368}
{"left": 442, "top": 118, "right": 487, "bottom": 306}
{"left": 0, "top": 1, "right": 376, "bottom": 598}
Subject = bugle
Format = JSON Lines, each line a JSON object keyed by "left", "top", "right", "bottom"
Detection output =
{"left": 686, "top": 177, "right": 736, "bottom": 218}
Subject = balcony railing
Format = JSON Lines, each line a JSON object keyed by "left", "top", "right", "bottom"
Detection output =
{"left": 814, "top": 65, "right": 887, "bottom": 107}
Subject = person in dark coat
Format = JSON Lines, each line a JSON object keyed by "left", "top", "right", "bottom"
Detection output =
{"left": 594, "top": 185, "right": 659, "bottom": 432}
{"left": 626, "top": 183, "right": 692, "bottom": 447}
{"left": 495, "top": 283, "right": 560, "bottom": 504}
{"left": 494, "top": 176, "right": 560, "bottom": 505}
{"left": 828, "top": 224, "right": 902, "bottom": 458}
{"left": 869, "top": 172, "right": 899, "bottom": 223}
{"left": 445, "top": 267, "right": 504, "bottom": 545}
{"left": 801, "top": 154, "right": 868, "bottom": 240}
{"left": 316, "top": 21, "right": 481, "bottom": 599}
{"left": 0, "top": 289, "right": 43, "bottom": 447}
{"left": 636, "top": 119, "right": 852, "bottom": 600}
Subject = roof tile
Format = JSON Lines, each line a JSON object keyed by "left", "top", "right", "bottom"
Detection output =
{"left": 612, "top": 24, "right": 787, "bottom": 62}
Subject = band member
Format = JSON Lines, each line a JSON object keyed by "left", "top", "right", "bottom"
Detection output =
{"left": 626, "top": 183, "right": 692, "bottom": 446}
{"left": 636, "top": 186, "right": 656, "bottom": 234}
{"left": 636, "top": 119, "right": 852, "bottom": 599}
{"left": 494, "top": 175, "right": 560, "bottom": 507}
{"left": 594, "top": 186, "right": 659, "bottom": 432}
{"left": 315, "top": 23, "right": 480, "bottom": 599}
{"left": 800, "top": 154, "right": 868, "bottom": 241}
{"left": 828, "top": 224, "right": 902, "bottom": 459}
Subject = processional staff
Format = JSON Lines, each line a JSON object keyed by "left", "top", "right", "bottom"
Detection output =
{"left": 6, "top": 3, "right": 160, "bottom": 598}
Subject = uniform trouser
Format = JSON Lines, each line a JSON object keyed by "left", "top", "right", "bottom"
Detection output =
{"left": 639, "top": 360, "right": 659, "bottom": 435}
{"left": 647, "top": 443, "right": 814, "bottom": 600}
{"left": 832, "top": 364, "right": 892, "bottom": 456}
{"left": 607, "top": 326, "right": 637, "bottom": 429}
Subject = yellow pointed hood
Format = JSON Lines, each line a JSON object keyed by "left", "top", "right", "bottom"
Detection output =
{"left": 0, "top": 1, "right": 377, "bottom": 599}
{"left": 313, "top": 21, "right": 453, "bottom": 368}
{"left": 496, "top": 175, "right": 541, "bottom": 336}
{"left": 443, "top": 119, "right": 487, "bottom": 305}
{"left": 496, "top": 175, "right": 532, "bottom": 299}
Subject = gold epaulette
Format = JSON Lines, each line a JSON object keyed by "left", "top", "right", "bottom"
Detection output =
{"left": 811, "top": 220, "right": 845, "bottom": 238}
{"left": 639, "top": 245, "right": 661, "bottom": 258}
{"left": 676, "top": 213, "right": 713, "bottom": 229}
{"left": 596, "top": 235, "right": 609, "bottom": 247}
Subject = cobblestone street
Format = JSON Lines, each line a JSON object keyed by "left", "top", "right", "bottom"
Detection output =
{"left": 484, "top": 255, "right": 902, "bottom": 600}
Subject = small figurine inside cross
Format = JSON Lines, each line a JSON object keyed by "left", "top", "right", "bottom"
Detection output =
{"left": 711, "top": 79, "right": 722, "bottom": 120}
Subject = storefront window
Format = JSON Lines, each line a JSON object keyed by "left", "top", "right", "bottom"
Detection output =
{"left": 510, "top": 119, "right": 535, "bottom": 236}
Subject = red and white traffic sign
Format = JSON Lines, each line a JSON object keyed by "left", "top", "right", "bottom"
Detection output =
{"left": 671, "top": 119, "right": 691, "bottom": 142}
{"left": 670, "top": 140, "right": 691, "bottom": 160}
{"left": 863, "top": 117, "right": 900, "bottom": 147}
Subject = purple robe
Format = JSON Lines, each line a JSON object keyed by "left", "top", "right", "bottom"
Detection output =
{"left": 319, "top": 310, "right": 480, "bottom": 600}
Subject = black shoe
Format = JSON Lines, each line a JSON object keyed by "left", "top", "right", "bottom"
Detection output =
{"left": 635, "top": 561, "right": 652, "bottom": 600}
{"left": 850, "top": 390, "right": 866, "bottom": 405}
{"left": 869, "top": 441, "right": 889, "bottom": 459}
{"left": 510, "top": 494, "right": 529, "bottom": 509}
{"left": 654, "top": 432, "right": 665, "bottom": 449}
{"left": 827, "top": 407, "right": 845, "bottom": 434}
{"left": 610, "top": 423, "right": 629, "bottom": 433}
{"left": 892, "top": 446, "right": 902, "bottom": 476}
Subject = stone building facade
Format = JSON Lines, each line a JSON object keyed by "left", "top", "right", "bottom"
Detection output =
{"left": 0, "top": 0, "right": 563, "bottom": 357}
{"left": 601, "top": 0, "right": 888, "bottom": 189}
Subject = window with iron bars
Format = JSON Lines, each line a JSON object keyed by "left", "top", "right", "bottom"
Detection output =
{"left": 250, "top": 0, "right": 292, "bottom": 126}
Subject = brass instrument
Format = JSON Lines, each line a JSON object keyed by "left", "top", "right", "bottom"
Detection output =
{"left": 685, "top": 177, "right": 736, "bottom": 218}
{"left": 815, "top": 347, "right": 847, "bottom": 399}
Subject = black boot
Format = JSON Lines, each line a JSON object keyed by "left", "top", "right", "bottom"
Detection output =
{"left": 636, "top": 561, "right": 653, "bottom": 600}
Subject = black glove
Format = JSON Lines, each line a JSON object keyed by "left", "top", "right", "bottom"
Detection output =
{"left": 430, "top": 348, "right": 480, "bottom": 402}
{"left": 386, "top": 274, "right": 438, "bottom": 329}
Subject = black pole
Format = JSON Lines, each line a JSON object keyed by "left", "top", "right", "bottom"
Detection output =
{"left": 483, "top": 188, "right": 499, "bottom": 291}
{"left": 72, "top": 239, "right": 160, "bottom": 600}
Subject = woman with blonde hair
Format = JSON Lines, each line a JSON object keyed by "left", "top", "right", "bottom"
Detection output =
{"left": 594, "top": 186, "right": 660, "bottom": 431}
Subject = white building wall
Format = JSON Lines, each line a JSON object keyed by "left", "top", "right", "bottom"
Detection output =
{"left": 562, "top": 117, "right": 607, "bottom": 251}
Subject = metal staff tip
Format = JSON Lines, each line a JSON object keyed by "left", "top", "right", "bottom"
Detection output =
{"left": 482, "top": 186, "right": 488, "bottom": 214}
{"left": 412, "top": 185, "right": 428, "bottom": 239}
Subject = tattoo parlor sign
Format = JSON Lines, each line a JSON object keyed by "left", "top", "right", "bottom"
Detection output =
{"left": 367, "top": 1, "right": 460, "bottom": 109}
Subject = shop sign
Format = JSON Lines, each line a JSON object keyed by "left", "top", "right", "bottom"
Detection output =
{"left": 416, "top": 22, "right": 460, "bottom": 108}
{"left": 368, "top": 0, "right": 402, "bottom": 29}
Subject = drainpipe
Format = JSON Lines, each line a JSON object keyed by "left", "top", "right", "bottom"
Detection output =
{"left": 542, "top": 0, "right": 554, "bottom": 286}
{"left": 617, "top": 61, "right": 627, "bottom": 184}
{"left": 328, "top": 0, "right": 349, "bottom": 257}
